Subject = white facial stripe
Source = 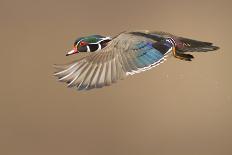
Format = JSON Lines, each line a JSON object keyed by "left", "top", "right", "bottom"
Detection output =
{"left": 75, "top": 39, "right": 84, "bottom": 46}
{"left": 76, "top": 36, "right": 111, "bottom": 45}
{"left": 87, "top": 45, "right": 90, "bottom": 52}
{"left": 97, "top": 44, "right": 101, "bottom": 51}
{"left": 89, "top": 36, "right": 112, "bottom": 44}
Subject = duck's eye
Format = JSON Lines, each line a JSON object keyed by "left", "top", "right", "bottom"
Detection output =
{"left": 79, "top": 41, "right": 88, "bottom": 46}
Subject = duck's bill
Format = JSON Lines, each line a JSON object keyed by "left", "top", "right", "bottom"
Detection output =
{"left": 66, "top": 48, "right": 78, "bottom": 56}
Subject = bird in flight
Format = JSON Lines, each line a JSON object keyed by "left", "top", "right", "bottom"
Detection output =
{"left": 54, "top": 30, "right": 219, "bottom": 90}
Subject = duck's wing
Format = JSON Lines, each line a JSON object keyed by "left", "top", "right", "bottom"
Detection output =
{"left": 54, "top": 31, "right": 173, "bottom": 90}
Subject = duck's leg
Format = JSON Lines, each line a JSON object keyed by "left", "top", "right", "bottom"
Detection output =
{"left": 172, "top": 46, "right": 194, "bottom": 61}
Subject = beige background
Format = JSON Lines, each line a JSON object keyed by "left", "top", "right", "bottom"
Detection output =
{"left": 0, "top": 0, "right": 232, "bottom": 155}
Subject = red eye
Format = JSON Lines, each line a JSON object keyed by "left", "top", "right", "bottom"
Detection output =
{"left": 80, "top": 41, "right": 88, "bottom": 46}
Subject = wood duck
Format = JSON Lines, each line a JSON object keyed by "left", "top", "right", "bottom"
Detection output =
{"left": 54, "top": 30, "right": 219, "bottom": 90}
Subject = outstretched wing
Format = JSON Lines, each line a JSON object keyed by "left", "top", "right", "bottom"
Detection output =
{"left": 54, "top": 31, "right": 173, "bottom": 90}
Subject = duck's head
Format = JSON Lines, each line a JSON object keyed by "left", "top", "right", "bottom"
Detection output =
{"left": 66, "top": 35, "right": 111, "bottom": 56}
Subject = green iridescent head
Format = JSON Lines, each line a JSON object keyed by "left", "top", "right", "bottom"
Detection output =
{"left": 66, "top": 35, "right": 111, "bottom": 56}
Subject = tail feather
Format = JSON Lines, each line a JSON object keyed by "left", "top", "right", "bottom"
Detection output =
{"left": 177, "top": 37, "right": 220, "bottom": 52}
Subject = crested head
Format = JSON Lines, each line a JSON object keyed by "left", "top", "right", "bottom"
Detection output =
{"left": 66, "top": 35, "right": 111, "bottom": 56}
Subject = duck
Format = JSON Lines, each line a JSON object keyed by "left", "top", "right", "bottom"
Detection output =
{"left": 54, "top": 30, "right": 219, "bottom": 90}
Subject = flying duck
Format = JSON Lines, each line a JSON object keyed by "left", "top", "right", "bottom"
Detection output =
{"left": 54, "top": 30, "right": 219, "bottom": 90}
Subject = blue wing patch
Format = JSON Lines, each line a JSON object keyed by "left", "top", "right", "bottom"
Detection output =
{"left": 135, "top": 42, "right": 169, "bottom": 64}
{"left": 127, "top": 41, "right": 172, "bottom": 75}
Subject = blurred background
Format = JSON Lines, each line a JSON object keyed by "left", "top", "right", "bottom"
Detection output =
{"left": 0, "top": 0, "right": 231, "bottom": 155}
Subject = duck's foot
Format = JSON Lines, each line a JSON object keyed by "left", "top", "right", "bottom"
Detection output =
{"left": 175, "top": 53, "right": 194, "bottom": 61}
{"left": 172, "top": 47, "right": 194, "bottom": 61}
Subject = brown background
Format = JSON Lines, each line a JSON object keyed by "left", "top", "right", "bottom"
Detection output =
{"left": 0, "top": 0, "right": 232, "bottom": 155}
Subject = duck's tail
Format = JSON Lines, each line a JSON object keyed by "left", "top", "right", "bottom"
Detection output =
{"left": 176, "top": 37, "right": 220, "bottom": 53}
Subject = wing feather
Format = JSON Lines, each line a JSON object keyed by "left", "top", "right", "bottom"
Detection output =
{"left": 54, "top": 31, "right": 172, "bottom": 90}
{"left": 110, "top": 57, "right": 117, "bottom": 83}
{"left": 88, "top": 64, "right": 102, "bottom": 89}
{"left": 105, "top": 56, "right": 112, "bottom": 86}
